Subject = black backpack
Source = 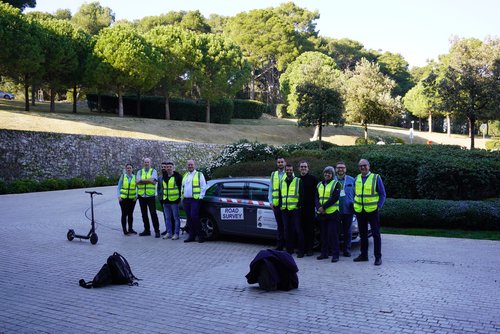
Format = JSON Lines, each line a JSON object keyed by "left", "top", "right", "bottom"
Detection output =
{"left": 79, "top": 252, "right": 140, "bottom": 288}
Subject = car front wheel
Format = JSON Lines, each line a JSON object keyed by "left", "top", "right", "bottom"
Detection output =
{"left": 200, "top": 216, "right": 218, "bottom": 240}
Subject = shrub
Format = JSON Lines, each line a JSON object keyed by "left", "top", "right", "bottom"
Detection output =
{"left": 355, "top": 137, "right": 377, "bottom": 145}
{"left": 233, "top": 99, "right": 265, "bottom": 119}
{"left": 382, "top": 198, "right": 500, "bottom": 230}
{"left": 275, "top": 104, "right": 288, "bottom": 118}
{"left": 67, "top": 177, "right": 87, "bottom": 189}
{"left": 39, "top": 178, "right": 68, "bottom": 191}
{"left": 485, "top": 139, "right": 500, "bottom": 151}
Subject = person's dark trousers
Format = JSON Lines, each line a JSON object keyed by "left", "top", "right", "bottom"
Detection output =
{"left": 300, "top": 206, "right": 315, "bottom": 254}
{"left": 138, "top": 196, "right": 160, "bottom": 233}
{"left": 119, "top": 199, "right": 136, "bottom": 233}
{"left": 272, "top": 206, "right": 285, "bottom": 249}
{"left": 281, "top": 209, "right": 304, "bottom": 255}
{"left": 318, "top": 212, "right": 340, "bottom": 258}
{"left": 183, "top": 198, "right": 202, "bottom": 240}
{"left": 339, "top": 213, "right": 353, "bottom": 252}
{"left": 356, "top": 209, "right": 381, "bottom": 258}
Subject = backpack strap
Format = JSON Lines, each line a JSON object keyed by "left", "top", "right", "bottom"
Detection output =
{"left": 79, "top": 279, "right": 93, "bottom": 289}
{"left": 114, "top": 252, "right": 141, "bottom": 281}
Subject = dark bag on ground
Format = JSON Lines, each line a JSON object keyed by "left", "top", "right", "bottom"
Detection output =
{"left": 245, "top": 249, "right": 299, "bottom": 291}
{"left": 79, "top": 252, "right": 140, "bottom": 288}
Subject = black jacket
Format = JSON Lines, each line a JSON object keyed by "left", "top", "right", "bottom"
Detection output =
{"left": 245, "top": 249, "right": 299, "bottom": 291}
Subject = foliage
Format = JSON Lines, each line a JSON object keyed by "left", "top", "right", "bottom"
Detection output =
{"left": 382, "top": 198, "right": 500, "bottom": 231}
{"left": 207, "top": 140, "right": 279, "bottom": 176}
{"left": 485, "top": 139, "right": 500, "bottom": 151}
{"left": 275, "top": 104, "right": 288, "bottom": 118}
{"left": 354, "top": 136, "right": 404, "bottom": 145}
{"left": 281, "top": 140, "right": 337, "bottom": 151}
{"left": 377, "top": 51, "right": 413, "bottom": 97}
{"left": 317, "top": 37, "right": 377, "bottom": 71}
{"left": 403, "top": 82, "right": 433, "bottom": 119}
{"left": 0, "top": 176, "right": 118, "bottom": 194}
{"left": 3, "top": 0, "right": 35, "bottom": 10}
{"left": 345, "top": 58, "right": 403, "bottom": 141}
{"left": 71, "top": 1, "right": 115, "bottom": 35}
{"left": 233, "top": 99, "right": 266, "bottom": 119}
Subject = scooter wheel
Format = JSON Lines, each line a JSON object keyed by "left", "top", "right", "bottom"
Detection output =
{"left": 67, "top": 229, "right": 75, "bottom": 241}
{"left": 90, "top": 233, "right": 98, "bottom": 245}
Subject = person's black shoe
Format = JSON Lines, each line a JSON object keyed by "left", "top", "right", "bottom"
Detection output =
{"left": 353, "top": 254, "right": 369, "bottom": 262}
{"left": 331, "top": 257, "right": 339, "bottom": 263}
{"left": 343, "top": 251, "right": 351, "bottom": 257}
{"left": 139, "top": 231, "right": 151, "bottom": 236}
{"left": 155, "top": 232, "right": 161, "bottom": 238}
{"left": 161, "top": 231, "right": 168, "bottom": 236}
{"left": 128, "top": 229, "right": 137, "bottom": 235}
{"left": 316, "top": 255, "right": 328, "bottom": 260}
{"left": 374, "top": 257, "right": 382, "bottom": 266}
{"left": 123, "top": 231, "right": 129, "bottom": 236}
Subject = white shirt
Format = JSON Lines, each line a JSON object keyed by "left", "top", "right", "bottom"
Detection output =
{"left": 182, "top": 170, "right": 206, "bottom": 199}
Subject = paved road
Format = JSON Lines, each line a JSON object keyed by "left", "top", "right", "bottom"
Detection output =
{"left": 0, "top": 186, "right": 499, "bottom": 334}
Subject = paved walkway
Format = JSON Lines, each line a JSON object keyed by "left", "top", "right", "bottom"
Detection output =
{"left": 0, "top": 186, "right": 499, "bottom": 333}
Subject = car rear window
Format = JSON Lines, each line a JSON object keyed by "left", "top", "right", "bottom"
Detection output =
{"left": 248, "top": 182, "right": 268, "bottom": 201}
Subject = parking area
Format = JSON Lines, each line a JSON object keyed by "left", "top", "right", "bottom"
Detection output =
{"left": 0, "top": 186, "right": 499, "bottom": 334}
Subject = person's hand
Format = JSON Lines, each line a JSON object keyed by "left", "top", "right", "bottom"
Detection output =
{"left": 119, "top": 198, "right": 122, "bottom": 202}
{"left": 317, "top": 207, "right": 325, "bottom": 214}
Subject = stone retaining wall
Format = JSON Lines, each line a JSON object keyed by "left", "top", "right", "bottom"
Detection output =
{"left": 0, "top": 130, "right": 223, "bottom": 182}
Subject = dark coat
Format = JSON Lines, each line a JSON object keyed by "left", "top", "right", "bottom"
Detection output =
{"left": 245, "top": 249, "right": 299, "bottom": 291}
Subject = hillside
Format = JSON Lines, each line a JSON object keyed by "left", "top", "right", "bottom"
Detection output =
{"left": 0, "top": 100, "right": 486, "bottom": 148}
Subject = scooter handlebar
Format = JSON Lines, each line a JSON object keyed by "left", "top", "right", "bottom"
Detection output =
{"left": 85, "top": 191, "right": 103, "bottom": 195}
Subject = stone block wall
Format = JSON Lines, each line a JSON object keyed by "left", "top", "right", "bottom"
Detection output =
{"left": 0, "top": 130, "right": 224, "bottom": 182}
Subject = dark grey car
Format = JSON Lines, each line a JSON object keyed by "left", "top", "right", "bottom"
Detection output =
{"left": 194, "top": 177, "right": 360, "bottom": 244}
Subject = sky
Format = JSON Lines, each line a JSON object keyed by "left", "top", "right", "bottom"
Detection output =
{"left": 26, "top": 0, "right": 500, "bottom": 68}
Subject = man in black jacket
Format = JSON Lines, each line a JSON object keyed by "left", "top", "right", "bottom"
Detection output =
{"left": 298, "top": 160, "right": 318, "bottom": 256}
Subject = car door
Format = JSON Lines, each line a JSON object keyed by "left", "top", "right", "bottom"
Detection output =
{"left": 215, "top": 181, "right": 248, "bottom": 235}
{"left": 246, "top": 181, "right": 276, "bottom": 238}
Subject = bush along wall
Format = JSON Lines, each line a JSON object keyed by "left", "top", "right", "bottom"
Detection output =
{"left": 233, "top": 99, "right": 266, "bottom": 119}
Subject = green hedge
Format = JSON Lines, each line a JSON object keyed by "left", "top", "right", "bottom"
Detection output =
{"left": 0, "top": 176, "right": 118, "bottom": 194}
{"left": 486, "top": 139, "right": 500, "bottom": 151}
{"left": 382, "top": 198, "right": 500, "bottom": 230}
{"left": 233, "top": 99, "right": 265, "bottom": 119}
{"left": 86, "top": 94, "right": 233, "bottom": 124}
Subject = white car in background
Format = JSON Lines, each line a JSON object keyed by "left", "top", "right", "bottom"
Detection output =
{"left": 0, "top": 91, "right": 15, "bottom": 100}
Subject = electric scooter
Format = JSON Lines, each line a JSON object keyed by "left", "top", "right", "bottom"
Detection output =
{"left": 67, "top": 191, "right": 102, "bottom": 245}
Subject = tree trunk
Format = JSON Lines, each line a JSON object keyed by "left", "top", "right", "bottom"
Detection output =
{"left": 311, "top": 124, "right": 320, "bottom": 141}
{"left": 72, "top": 85, "right": 77, "bottom": 113}
{"left": 24, "top": 82, "right": 30, "bottom": 111}
{"left": 31, "top": 83, "right": 36, "bottom": 106}
{"left": 164, "top": 95, "right": 170, "bottom": 120}
{"left": 428, "top": 111, "right": 432, "bottom": 133}
{"left": 446, "top": 114, "right": 451, "bottom": 136}
{"left": 364, "top": 123, "right": 368, "bottom": 144}
{"left": 206, "top": 100, "right": 210, "bottom": 123}
{"left": 136, "top": 92, "right": 141, "bottom": 117}
{"left": 118, "top": 87, "right": 124, "bottom": 117}
{"left": 50, "top": 89, "right": 55, "bottom": 112}
{"left": 250, "top": 67, "right": 255, "bottom": 100}
{"left": 318, "top": 120, "right": 323, "bottom": 150}
{"left": 419, "top": 119, "right": 422, "bottom": 131}
{"left": 469, "top": 115, "right": 475, "bottom": 149}
{"left": 97, "top": 93, "right": 102, "bottom": 113}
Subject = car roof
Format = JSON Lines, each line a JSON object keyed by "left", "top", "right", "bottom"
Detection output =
{"left": 208, "top": 177, "right": 269, "bottom": 185}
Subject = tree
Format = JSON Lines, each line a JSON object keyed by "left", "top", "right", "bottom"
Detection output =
{"left": 144, "top": 25, "right": 198, "bottom": 119}
{"left": 403, "top": 83, "right": 438, "bottom": 132}
{"left": 317, "top": 37, "right": 376, "bottom": 71}
{"left": 223, "top": 2, "right": 318, "bottom": 101}
{"left": 296, "top": 83, "right": 344, "bottom": 149}
{"left": 71, "top": 1, "right": 115, "bottom": 35}
{"left": 427, "top": 37, "right": 500, "bottom": 149}
{"left": 192, "top": 33, "right": 250, "bottom": 122}
{"left": 377, "top": 51, "right": 413, "bottom": 97}
{"left": 280, "top": 51, "right": 344, "bottom": 115}
{"left": 36, "top": 17, "right": 79, "bottom": 112}
{"left": 0, "top": 3, "right": 44, "bottom": 111}
{"left": 53, "top": 9, "right": 71, "bottom": 20}
{"left": 3, "top": 0, "right": 35, "bottom": 11}
{"left": 92, "top": 25, "right": 161, "bottom": 117}
{"left": 345, "top": 58, "right": 402, "bottom": 142}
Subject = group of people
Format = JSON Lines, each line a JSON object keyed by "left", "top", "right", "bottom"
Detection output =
{"left": 269, "top": 157, "right": 386, "bottom": 266}
{"left": 117, "top": 158, "right": 207, "bottom": 242}
{"left": 118, "top": 155, "right": 386, "bottom": 266}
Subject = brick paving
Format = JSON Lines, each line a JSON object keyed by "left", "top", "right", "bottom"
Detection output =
{"left": 0, "top": 186, "right": 499, "bottom": 333}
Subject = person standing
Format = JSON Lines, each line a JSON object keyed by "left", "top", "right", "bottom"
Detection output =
{"left": 159, "top": 162, "right": 182, "bottom": 240}
{"left": 117, "top": 163, "right": 137, "bottom": 235}
{"left": 280, "top": 164, "right": 305, "bottom": 258}
{"left": 315, "top": 166, "right": 342, "bottom": 262}
{"left": 353, "top": 159, "right": 386, "bottom": 266}
{"left": 136, "top": 157, "right": 161, "bottom": 238}
{"left": 334, "top": 161, "right": 356, "bottom": 257}
{"left": 298, "top": 160, "right": 318, "bottom": 256}
{"left": 269, "top": 157, "right": 286, "bottom": 251}
{"left": 181, "top": 159, "right": 207, "bottom": 243}
{"left": 157, "top": 162, "right": 169, "bottom": 236}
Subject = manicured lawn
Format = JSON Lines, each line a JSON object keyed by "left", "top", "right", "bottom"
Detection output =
{"left": 382, "top": 227, "right": 500, "bottom": 240}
